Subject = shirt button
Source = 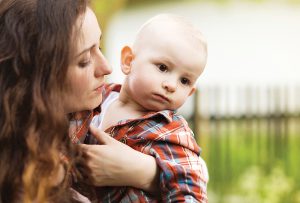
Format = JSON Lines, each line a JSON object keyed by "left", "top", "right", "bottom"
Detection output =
{"left": 120, "top": 137, "right": 126, "bottom": 144}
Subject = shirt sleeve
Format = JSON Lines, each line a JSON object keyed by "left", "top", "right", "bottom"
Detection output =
{"left": 147, "top": 130, "right": 208, "bottom": 203}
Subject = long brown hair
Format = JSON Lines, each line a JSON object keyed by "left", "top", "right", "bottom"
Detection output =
{"left": 0, "top": 0, "right": 88, "bottom": 202}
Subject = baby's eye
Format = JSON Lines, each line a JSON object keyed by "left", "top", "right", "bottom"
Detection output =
{"left": 180, "top": 77, "right": 190, "bottom": 85}
{"left": 157, "top": 64, "right": 168, "bottom": 72}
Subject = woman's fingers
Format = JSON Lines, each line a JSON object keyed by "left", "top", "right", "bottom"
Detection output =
{"left": 89, "top": 125, "right": 112, "bottom": 144}
{"left": 80, "top": 125, "right": 116, "bottom": 157}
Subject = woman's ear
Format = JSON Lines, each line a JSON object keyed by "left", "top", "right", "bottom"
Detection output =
{"left": 121, "top": 46, "right": 134, "bottom": 75}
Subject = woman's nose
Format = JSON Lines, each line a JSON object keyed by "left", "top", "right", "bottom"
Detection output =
{"left": 162, "top": 80, "right": 176, "bottom": 93}
{"left": 95, "top": 51, "right": 112, "bottom": 77}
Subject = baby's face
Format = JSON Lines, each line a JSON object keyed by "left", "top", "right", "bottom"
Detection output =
{"left": 126, "top": 27, "right": 206, "bottom": 111}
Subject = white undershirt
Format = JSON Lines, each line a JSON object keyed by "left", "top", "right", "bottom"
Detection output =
{"left": 91, "top": 91, "right": 119, "bottom": 129}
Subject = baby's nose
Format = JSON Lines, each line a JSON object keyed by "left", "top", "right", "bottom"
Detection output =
{"left": 162, "top": 80, "right": 176, "bottom": 93}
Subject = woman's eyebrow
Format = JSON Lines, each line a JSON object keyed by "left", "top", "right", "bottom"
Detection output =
{"left": 76, "top": 36, "right": 102, "bottom": 58}
{"left": 76, "top": 45, "right": 94, "bottom": 57}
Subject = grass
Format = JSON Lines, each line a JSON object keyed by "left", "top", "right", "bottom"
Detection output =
{"left": 193, "top": 117, "right": 300, "bottom": 203}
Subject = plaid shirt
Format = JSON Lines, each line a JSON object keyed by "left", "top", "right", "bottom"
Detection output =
{"left": 69, "top": 84, "right": 208, "bottom": 203}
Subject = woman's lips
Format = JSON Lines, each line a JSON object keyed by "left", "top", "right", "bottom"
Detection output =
{"left": 94, "top": 85, "right": 104, "bottom": 93}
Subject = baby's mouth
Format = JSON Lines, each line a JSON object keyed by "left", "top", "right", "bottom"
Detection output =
{"left": 152, "top": 93, "right": 170, "bottom": 103}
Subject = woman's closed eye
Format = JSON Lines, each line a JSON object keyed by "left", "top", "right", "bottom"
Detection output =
{"left": 78, "top": 59, "right": 91, "bottom": 68}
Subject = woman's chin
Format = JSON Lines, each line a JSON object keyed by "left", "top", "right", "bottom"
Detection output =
{"left": 89, "top": 97, "right": 102, "bottom": 110}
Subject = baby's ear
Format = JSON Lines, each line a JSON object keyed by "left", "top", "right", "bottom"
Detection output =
{"left": 188, "top": 87, "right": 196, "bottom": 96}
{"left": 121, "top": 46, "right": 134, "bottom": 75}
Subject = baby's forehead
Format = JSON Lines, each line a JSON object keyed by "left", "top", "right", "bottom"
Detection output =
{"left": 133, "top": 14, "right": 207, "bottom": 71}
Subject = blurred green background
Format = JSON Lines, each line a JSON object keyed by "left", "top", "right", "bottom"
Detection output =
{"left": 92, "top": 0, "right": 300, "bottom": 202}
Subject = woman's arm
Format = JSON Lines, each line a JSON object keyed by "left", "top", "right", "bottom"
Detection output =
{"left": 80, "top": 125, "right": 160, "bottom": 196}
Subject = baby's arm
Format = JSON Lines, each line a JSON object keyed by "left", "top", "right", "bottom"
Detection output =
{"left": 146, "top": 129, "right": 208, "bottom": 202}
{"left": 80, "top": 125, "right": 160, "bottom": 196}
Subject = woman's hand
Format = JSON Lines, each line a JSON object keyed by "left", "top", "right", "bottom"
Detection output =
{"left": 80, "top": 125, "right": 160, "bottom": 196}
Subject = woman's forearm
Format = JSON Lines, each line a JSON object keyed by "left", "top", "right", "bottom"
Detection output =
{"left": 129, "top": 152, "right": 160, "bottom": 196}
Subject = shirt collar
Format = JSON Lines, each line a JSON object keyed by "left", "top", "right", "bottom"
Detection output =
{"left": 114, "top": 109, "right": 176, "bottom": 127}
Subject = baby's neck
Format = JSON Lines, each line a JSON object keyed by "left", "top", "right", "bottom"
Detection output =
{"left": 118, "top": 84, "right": 149, "bottom": 113}
{"left": 100, "top": 98, "right": 147, "bottom": 131}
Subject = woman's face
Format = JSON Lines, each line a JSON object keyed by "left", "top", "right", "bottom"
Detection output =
{"left": 64, "top": 8, "right": 112, "bottom": 113}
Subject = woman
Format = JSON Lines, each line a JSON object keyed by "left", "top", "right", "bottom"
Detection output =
{"left": 0, "top": 0, "right": 158, "bottom": 202}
